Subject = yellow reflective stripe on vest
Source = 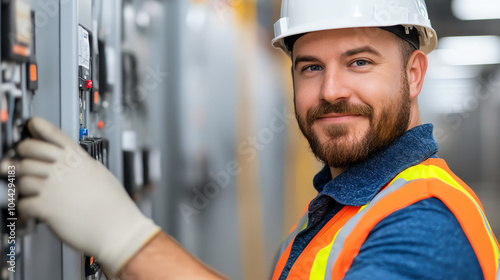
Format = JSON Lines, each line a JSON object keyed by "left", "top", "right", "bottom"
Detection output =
{"left": 309, "top": 204, "right": 369, "bottom": 280}
{"left": 390, "top": 164, "right": 500, "bottom": 267}
{"left": 309, "top": 231, "right": 338, "bottom": 280}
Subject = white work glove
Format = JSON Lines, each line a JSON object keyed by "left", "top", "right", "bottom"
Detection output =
{"left": 1, "top": 117, "right": 161, "bottom": 277}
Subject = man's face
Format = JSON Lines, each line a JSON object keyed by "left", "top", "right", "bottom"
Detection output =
{"left": 292, "top": 28, "right": 412, "bottom": 168}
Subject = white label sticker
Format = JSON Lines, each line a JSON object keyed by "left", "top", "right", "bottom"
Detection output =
{"left": 134, "top": 151, "right": 144, "bottom": 187}
{"left": 105, "top": 46, "right": 116, "bottom": 85}
{"left": 78, "top": 26, "right": 90, "bottom": 70}
{"left": 149, "top": 150, "right": 162, "bottom": 182}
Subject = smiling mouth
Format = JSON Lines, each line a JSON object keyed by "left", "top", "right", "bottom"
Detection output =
{"left": 317, "top": 113, "right": 362, "bottom": 118}
{"left": 316, "top": 114, "right": 363, "bottom": 122}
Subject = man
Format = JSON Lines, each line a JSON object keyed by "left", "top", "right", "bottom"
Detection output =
{"left": 2, "top": 0, "right": 499, "bottom": 279}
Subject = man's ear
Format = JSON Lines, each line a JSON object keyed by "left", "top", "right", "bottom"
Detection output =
{"left": 407, "top": 50, "right": 428, "bottom": 100}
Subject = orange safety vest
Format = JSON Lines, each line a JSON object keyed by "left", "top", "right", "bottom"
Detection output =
{"left": 272, "top": 158, "right": 500, "bottom": 280}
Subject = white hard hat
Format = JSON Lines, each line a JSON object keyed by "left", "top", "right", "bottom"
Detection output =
{"left": 272, "top": 0, "right": 438, "bottom": 56}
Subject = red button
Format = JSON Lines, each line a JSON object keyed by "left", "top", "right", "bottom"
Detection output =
{"left": 86, "top": 80, "right": 93, "bottom": 89}
{"left": 97, "top": 121, "right": 104, "bottom": 130}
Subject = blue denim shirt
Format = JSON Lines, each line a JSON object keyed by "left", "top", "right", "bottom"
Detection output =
{"left": 278, "top": 124, "right": 483, "bottom": 280}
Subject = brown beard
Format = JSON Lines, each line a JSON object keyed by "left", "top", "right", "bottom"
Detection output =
{"left": 295, "top": 80, "right": 411, "bottom": 169}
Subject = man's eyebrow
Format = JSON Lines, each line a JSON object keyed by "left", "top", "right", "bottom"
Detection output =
{"left": 341, "top": 46, "right": 383, "bottom": 59}
{"left": 293, "top": 47, "right": 382, "bottom": 69}
{"left": 294, "top": 55, "right": 320, "bottom": 70}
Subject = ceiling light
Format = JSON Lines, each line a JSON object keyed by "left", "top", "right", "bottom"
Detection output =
{"left": 452, "top": 0, "right": 500, "bottom": 20}
{"left": 436, "top": 36, "right": 500, "bottom": 66}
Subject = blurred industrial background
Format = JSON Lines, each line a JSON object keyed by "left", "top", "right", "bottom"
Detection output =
{"left": 0, "top": 0, "right": 499, "bottom": 279}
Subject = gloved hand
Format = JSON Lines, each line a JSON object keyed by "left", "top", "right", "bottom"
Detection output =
{"left": 1, "top": 117, "right": 161, "bottom": 277}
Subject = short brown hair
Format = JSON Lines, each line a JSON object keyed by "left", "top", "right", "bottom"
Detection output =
{"left": 395, "top": 36, "right": 417, "bottom": 69}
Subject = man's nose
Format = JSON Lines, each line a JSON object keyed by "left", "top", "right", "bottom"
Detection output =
{"left": 320, "top": 68, "right": 352, "bottom": 103}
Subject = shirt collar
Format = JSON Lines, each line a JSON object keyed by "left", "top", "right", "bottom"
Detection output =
{"left": 312, "top": 124, "right": 438, "bottom": 206}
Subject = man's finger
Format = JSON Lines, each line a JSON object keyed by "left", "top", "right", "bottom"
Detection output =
{"left": 27, "top": 117, "right": 76, "bottom": 149}
{"left": 0, "top": 159, "right": 19, "bottom": 175}
{"left": 16, "top": 159, "right": 52, "bottom": 177}
{"left": 16, "top": 139, "right": 65, "bottom": 163}
{"left": 18, "top": 176, "right": 45, "bottom": 196}
{"left": 18, "top": 196, "right": 45, "bottom": 221}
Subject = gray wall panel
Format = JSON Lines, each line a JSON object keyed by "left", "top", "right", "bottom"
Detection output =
{"left": 25, "top": 0, "right": 65, "bottom": 278}
{"left": 22, "top": 226, "right": 62, "bottom": 280}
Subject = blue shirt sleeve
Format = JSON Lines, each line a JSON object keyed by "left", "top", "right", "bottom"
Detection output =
{"left": 343, "top": 197, "right": 483, "bottom": 280}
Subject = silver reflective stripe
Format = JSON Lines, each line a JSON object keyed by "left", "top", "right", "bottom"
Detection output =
{"left": 323, "top": 178, "right": 413, "bottom": 279}
{"left": 271, "top": 211, "right": 309, "bottom": 274}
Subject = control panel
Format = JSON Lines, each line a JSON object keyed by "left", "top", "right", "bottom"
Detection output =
{"left": 0, "top": 0, "right": 37, "bottom": 279}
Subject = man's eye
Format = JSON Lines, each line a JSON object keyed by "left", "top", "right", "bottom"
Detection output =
{"left": 304, "top": 65, "right": 322, "bottom": 72}
{"left": 351, "top": 60, "right": 370, "bottom": 67}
